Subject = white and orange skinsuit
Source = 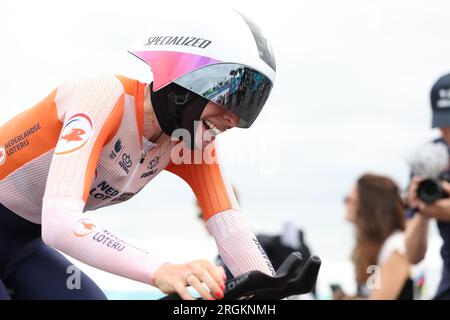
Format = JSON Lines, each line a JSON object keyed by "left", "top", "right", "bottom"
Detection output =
{"left": 0, "top": 74, "right": 274, "bottom": 286}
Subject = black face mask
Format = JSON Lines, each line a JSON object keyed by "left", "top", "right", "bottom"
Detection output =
{"left": 150, "top": 82, "right": 209, "bottom": 149}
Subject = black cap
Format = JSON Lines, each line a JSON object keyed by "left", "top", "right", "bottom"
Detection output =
{"left": 431, "top": 73, "right": 450, "bottom": 128}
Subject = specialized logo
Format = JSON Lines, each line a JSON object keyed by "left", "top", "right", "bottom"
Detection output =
{"left": 145, "top": 36, "right": 212, "bottom": 49}
{"left": 73, "top": 218, "right": 96, "bottom": 237}
{"left": 0, "top": 145, "right": 6, "bottom": 165}
{"left": 253, "top": 237, "right": 276, "bottom": 275}
{"left": 55, "top": 113, "right": 93, "bottom": 155}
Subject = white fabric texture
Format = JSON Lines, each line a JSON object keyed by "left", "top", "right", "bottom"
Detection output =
{"left": 377, "top": 231, "right": 406, "bottom": 266}
{"left": 207, "top": 209, "right": 275, "bottom": 277}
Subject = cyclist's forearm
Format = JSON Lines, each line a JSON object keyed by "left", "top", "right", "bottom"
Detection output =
{"left": 207, "top": 209, "right": 275, "bottom": 277}
{"left": 42, "top": 197, "right": 165, "bottom": 285}
{"left": 405, "top": 214, "right": 429, "bottom": 264}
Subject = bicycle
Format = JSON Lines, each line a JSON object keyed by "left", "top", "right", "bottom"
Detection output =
{"left": 161, "top": 252, "right": 321, "bottom": 300}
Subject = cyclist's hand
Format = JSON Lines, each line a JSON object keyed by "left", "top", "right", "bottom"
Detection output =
{"left": 153, "top": 260, "right": 226, "bottom": 300}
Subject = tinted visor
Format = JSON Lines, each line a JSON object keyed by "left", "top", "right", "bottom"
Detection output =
{"left": 174, "top": 63, "right": 273, "bottom": 128}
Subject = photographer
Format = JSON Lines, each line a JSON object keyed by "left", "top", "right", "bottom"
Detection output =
{"left": 406, "top": 73, "right": 450, "bottom": 300}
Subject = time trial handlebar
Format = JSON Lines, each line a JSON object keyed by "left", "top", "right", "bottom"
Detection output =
{"left": 160, "top": 252, "right": 321, "bottom": 300}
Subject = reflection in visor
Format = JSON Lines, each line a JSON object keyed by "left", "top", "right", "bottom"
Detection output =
{"left": 174, "top": 63, "right": 273, "bottom": 128}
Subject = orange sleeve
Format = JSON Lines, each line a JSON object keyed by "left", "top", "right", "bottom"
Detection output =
{"left": 165, "top": 143, "right": 239, "bottom": 221}
{"left": 0, "top": 90, "right": 62, "bottom": 180}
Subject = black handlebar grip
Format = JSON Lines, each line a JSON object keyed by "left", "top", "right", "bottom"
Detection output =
{"left": 253, "top": 255, "right": 321, "bottom": 300}
{"left": 159, "top": 252, "right": 319, "bottom": 300}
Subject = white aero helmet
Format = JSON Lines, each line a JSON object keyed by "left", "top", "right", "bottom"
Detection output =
{"left": 128, "top": 9, "right": 276, "bottom": 128}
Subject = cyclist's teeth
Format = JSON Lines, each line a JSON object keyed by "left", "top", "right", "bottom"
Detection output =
{"left": 205, "top": 120, "right": 222, "bottom": 135}
{"left": 205, "top": 119, "right": 214, "bottom": 129}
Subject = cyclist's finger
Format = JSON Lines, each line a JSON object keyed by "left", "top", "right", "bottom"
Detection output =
{"left": 174, "top": 281, "right": 195, "bottom": 300}
{"left": 202, "top": 263, "right": 226, "bottom": 289}
{"left": 187, "top": 274, "right": 214, "bottom": 300}
{"left": 192, "top": 264, "right": 223, "bottom": 299}
{"left": 218, "top": 266, "right": 227, "bottom": 282}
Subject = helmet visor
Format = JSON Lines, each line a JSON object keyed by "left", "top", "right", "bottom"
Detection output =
{"left": 174, "top": 63, "right": 273, "bottom": 128}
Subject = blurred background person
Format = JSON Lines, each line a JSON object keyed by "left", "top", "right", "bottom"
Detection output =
{"left": 405, "top": 73, "right": 450, "bottom": 300}
{"left": 337, "top": 173, "right": 412, "bottom": 300}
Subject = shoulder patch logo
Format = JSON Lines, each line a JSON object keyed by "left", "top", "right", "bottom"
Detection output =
{"left": 55, "top": 113, "right": 94, "bottom": 156}
{"left": 0, "top": 145, "right": 6, "bottom": 165}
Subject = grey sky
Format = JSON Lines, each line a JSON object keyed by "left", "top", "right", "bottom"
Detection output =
{"left": 1, "top": 0, "right": 449, "bottom": 297}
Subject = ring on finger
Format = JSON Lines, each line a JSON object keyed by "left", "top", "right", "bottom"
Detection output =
{"left": 185, "top": 272, "right": 194, "bottom": 284}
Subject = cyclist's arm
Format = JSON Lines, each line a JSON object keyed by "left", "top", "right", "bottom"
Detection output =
{"left": 166, "top": 144, "right": 275, "bottom": 277}
{"left": 42, "top": 75, "right": 164, "bottom": 285}
{"left": 207, "top": 209, "right": 275, "bottom": 276}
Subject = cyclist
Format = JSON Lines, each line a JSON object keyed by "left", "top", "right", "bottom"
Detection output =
{"left": 0, "top": 10, "right": 276, "bottom": 300}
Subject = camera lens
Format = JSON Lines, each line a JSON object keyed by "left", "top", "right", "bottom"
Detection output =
{"left": 417, "top": 179, "right": 441, "bottom": 204}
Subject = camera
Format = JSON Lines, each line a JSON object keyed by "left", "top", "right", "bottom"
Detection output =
{"left": 408, "top": 142, "right": 449, "bottom": 204}
{"left": 417, "top": 175, "right": 450, "bottom": 204}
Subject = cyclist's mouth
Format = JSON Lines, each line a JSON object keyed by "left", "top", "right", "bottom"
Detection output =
{"left": 203, "top": 119, "right": 223, "bottom": 136}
